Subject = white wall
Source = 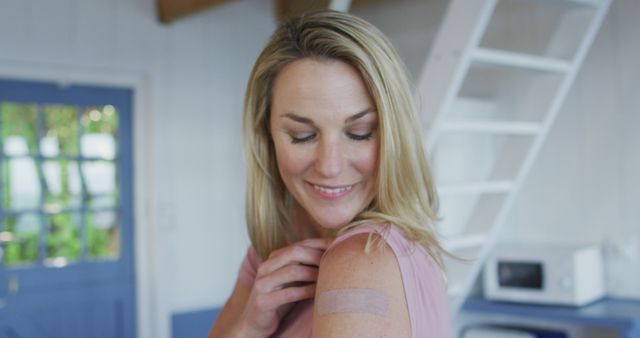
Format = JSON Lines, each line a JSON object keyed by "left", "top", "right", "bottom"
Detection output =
{"left": 350, "top": 0, "right": 448, "bottom": 82}
{"left": 0, "top": 0, "right": 275, "bottom": 337}
{"left": 504, "top": 0, "right": 640, "bottom": 298}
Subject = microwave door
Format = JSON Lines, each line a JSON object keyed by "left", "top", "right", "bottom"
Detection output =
{"left": 498, "top": 261, "right": 544, "bottom": 290}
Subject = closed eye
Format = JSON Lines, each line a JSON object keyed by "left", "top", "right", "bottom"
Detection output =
{"left": 289, "top": 130, "right": 374, "bottom": 144}
{"left": 290, "top": 133, "right": 315, "bottom": 144}
{"left": 347, "top": 132, "right": 373, "bottom": 141}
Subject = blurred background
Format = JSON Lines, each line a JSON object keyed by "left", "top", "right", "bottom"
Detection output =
{"left": 0, "top": 0, "right": 637, "bottom": 337}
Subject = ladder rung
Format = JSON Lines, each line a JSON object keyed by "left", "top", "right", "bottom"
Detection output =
{"left": 441, "top": 120, "right": 542, "bottom": 135}
{"left": 473, "top": 48, "right": 571, "bottom": 73}
{"left": 442, "top": 234, "right": 488, "bottom": 251}
{"left": 438, "top": 181, "right": 514, "bottom": 195}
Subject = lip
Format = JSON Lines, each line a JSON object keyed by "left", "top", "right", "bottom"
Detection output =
{"left": 306, "top": 181, "right": 357, "bottom": 201}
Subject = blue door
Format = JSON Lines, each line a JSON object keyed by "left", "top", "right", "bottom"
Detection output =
{"left": 0, "top": 78, "right": 135, "bottom": 338}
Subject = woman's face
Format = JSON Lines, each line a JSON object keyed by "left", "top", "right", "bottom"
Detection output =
{"left": 270, "top": 58, "right": 379, "bottom": 233}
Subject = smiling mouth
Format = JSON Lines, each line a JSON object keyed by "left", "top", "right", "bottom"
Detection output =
{"left": 308, "top": 182, "right": 356, "bottom": 199}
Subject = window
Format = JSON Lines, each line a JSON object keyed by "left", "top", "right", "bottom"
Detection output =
{"left": 1, "top": 83, "right": 126, "bottom": 268}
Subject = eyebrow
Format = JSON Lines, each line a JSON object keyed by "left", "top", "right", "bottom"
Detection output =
{"left": 282, "top": 108, "right": 374, "bottom": 125}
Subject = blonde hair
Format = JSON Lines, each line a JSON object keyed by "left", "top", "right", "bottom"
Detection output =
{"left": 243, "top": 10, "right": 447, "bottom": 269}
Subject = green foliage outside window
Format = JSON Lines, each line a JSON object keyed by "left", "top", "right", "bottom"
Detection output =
{"left": 85, "top": 212, "right": 118, "bottom": 258}
{"left": 46, "top": 213, "right": 81, "bottom": 261}
{"left": 1, "top": 103, "right": 120, "bottom": 266}
{"left": 3, "top": 233, "right": 39, "bottom": 265}
{"left": 2, "top": 216, "right": 39, "bottom": 265}
{"left": 3, "top": 213, "right": 118, "bottom": 266}
{"left": 45, "top": 105, "right": 79, "bottom": 155}
{"left": 82, "top": 105, "right": 118, "bottom": 136}
{"left": 0, "top": 103, "right": 37, "bottom": 153}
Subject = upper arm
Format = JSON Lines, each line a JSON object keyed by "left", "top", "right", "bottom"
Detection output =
{"left": 312, "top": 234, "right": 410, "bottom": 338}
{"left": 208, "top": 247, "right": 259, "bottom": 337}
{"left": 207, "top": 277, "right": 251, "bottom": 338}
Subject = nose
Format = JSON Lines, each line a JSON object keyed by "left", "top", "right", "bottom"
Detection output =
{"left": 315, "top": 136, "right": 343, "bottom": 178}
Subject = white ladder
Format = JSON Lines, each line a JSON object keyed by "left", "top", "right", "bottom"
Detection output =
{"left": 415, "top": 0, "right": 612, "bottom": 313}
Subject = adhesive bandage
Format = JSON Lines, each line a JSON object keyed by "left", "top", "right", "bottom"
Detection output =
{"left": 317, "top": 288, "right": 390, "bottom": 316}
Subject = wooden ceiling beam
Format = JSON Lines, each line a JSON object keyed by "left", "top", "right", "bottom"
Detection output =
{"left": 157, "top": 0, "right": 234, "bottom": 24}
{"left": 274, "top": 0, "right": 382, "bottom": 22}
{"left": 157, "top": 0, "right": 382, "bottom": 24}
{"left": 274, "top": 0, "right": 330, "bottom": 23}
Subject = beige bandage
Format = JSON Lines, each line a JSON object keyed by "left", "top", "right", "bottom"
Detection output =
{"left": 317, "top": 288, "right": 390, "bottom": 316}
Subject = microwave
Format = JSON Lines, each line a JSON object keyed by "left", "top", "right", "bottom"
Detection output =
{"left": 483, "top": 242, "right": 605, "bottom": 306}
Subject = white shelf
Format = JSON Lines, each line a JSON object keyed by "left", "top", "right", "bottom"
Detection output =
{"left": 472, "top": 48, "right": 571, "bottom": 73}
{"left": 438, "top": 180, "right": 514, "bottom": 196}
{"left": 441, "top": 120, "right": 542, "bottom": 135}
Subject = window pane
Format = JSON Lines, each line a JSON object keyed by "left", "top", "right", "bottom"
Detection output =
{"left": 1, "top": 102, "right": 38, "bottom": 155}
{"left": 85, "top": 210, "right": 120, "bottom": 259}
{"left": 43, "top": 160, "right": 82, "bottom": 211}
{"left": 45, "top": 212, "right": 81, "bottom": 266}
{"left": 42, "top": 105, "right": 79, "bottom": 156}
{"left": 81, "top": 105, "right": 118, "bottom": 160}
{"left": 1, "top": 214, "right": 40, "bottom": 267}
{"left": 2, "top": 158, "right": 41, "bottom": 210}
{"left": 87, "top": 193, "right": 119, "bottom": 209}
{"left": 81, "top": 160, "right": 117, "bottom": 196}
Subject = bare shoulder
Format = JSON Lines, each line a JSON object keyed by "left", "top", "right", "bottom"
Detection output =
{"left": 312, "top": 233, "right": 411, "bottom": 338}
{"left": 319, "top": 233, "right": 399, "bottom": 288}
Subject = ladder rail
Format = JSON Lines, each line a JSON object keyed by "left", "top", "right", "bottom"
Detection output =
{"left": 449, "top": 0, "right": 613, "bottom": 312}
{"left": 415, "top": 0, "right": 499, "bottom": 152}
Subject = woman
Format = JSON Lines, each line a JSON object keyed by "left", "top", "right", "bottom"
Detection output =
{"left": 208, "top": 10, "right": 452, "bottom": 338}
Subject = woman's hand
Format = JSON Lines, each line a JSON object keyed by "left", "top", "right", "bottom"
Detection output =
{"left": 237, "top": 238, "right": 331, "bottom": 337}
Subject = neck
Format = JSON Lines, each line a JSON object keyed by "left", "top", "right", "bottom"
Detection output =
{"left": 291, "top": 203, "right": 331, "bottom": 239}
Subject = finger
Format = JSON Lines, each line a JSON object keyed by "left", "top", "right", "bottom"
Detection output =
{"left": 258, "top": 246, "right": 325, "bottom": 277}
{"left": 271, "top": 238, "right": 333, "bottom": 255}
{"left": 276, "top": 302, "right": 296, "bottom": 320}
{"left": 267, "top": 238, "right": 332, "bottom": 260}
{"left": 257, "top": 283, "right": 317, "bottom": 312}
{"left": 259, "top": 246, "right": 324, "bottom": 277}
{"left": 297, "top": 237, "right": 333, "bottom": 250}
{"left": 255, "top": 264, "right": 319, "bottom": 293}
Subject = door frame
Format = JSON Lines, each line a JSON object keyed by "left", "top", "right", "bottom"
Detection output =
{"left": 0, "top": 57, "right": 168, "bottom": 338}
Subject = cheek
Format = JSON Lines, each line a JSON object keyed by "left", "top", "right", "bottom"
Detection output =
{"left": 273, "top": 139, "right": 309, "bottom": 182}
{"left": 350, "top": 140, "right": 379, "bottom": 178}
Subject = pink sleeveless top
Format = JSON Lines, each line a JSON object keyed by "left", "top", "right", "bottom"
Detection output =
{"left": 238, "top": 224, "right": 453, "bottom": 337}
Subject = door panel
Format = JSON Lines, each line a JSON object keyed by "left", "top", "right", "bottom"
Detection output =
{"left": 0, "top": 283, "right": 132, "bottom": 338}
{"left": 0, "top": 78, "right": 135, "bottom": 338}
